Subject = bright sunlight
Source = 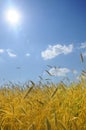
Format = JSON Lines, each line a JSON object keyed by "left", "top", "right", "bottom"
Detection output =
{"left": 5, "top": 8, "right": 21, "bottom": 25}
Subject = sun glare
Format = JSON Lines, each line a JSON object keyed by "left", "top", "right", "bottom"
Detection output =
{"left": 5, "top": 8, "right": 21, "bottom": 25}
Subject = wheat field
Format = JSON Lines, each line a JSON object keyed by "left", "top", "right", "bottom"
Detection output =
{"left": 0, "top": 77, "right": 86, "bottom": 130}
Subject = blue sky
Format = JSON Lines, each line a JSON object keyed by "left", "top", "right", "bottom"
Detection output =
{"left": 0, "top": 0, "right": 86, "bottom": 84}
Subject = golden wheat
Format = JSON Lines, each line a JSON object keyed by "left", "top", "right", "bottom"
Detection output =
{"left": 0, "top": 78, "right": 86, "bottom": 130}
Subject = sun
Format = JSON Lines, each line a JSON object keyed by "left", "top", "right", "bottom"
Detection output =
{"left": 5, "top": 8, "right": 21, "bottom": 25}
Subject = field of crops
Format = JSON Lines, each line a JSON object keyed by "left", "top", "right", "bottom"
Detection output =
{"left": 0, "top": 78, "right": 86, "bottom": 130}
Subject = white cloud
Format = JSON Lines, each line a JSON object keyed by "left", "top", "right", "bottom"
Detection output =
{"left": 25, "top": 53, "right": 30, "bottom": 57}
{"left": 82, "top": 52, "right": 86, "bottom": 57}
{"left": 80, "top": 42, "right": 86, "bottom": 49}
{"left": 72, "top": 69, "right": 78, "bottom": 74}
{"left": 0, "top": 49, "right": 4, "bottom": 53}
{"left": 7, "top": 49, "right": 17, "bottom": 57}
{"left": 49, "top": 67, "right": 70, "bottom": 77}
{"left": 41, "top": 44, "right": 73, "bottom": 60}
{"left": 76, "top": 75, "right": 82, "bottom": 81}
